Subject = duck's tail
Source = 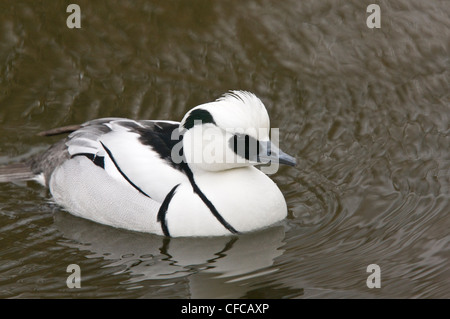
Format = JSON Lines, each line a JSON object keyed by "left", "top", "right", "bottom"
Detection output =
{"left": 0, "top": 162, "right": 36, "bottom": 183}
{"left": 0, "top": 125, "right": 77, "bottom": 185}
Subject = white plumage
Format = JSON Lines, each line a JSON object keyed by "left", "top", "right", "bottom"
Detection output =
{"left": 5, "top": 91, "right": 296, "bottom": 237}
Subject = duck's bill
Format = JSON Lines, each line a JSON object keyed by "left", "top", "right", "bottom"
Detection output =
{"left": 256, "top": 142, "right": 296, "bottom": 166}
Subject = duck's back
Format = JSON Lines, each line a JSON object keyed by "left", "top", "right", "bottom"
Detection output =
{"left": 40, "top": 118, "right": 188, "bottom": 202}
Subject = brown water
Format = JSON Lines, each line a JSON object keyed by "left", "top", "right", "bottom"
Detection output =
{"left": 0, "top": 0, "right": 449, "bottom": 298}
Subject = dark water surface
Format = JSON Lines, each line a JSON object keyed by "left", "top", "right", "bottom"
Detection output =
{"left": 0, "top": 0, "right": 448, "bottom": 298}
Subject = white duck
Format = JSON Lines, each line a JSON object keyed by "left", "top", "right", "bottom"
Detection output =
{"left": 1, "top": 91, "right": 296, "bottom": 237}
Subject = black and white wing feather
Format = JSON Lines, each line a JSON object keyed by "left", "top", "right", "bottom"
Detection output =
{"left": 65, "top": 118, "right": 188, "bottom": 202}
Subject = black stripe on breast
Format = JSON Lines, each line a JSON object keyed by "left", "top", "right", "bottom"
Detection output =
{"left": 100, "top": 141, "right": 151, "bottom": 199}
{"left": 183, "top": 165, "right": 238, "bottom": 235}
{"left": 157, "top": 184, "right": 180, "bottom": 237}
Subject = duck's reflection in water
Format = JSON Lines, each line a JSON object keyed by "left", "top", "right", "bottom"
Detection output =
{"left": 54, "top": 210, "right": 294, "bottom": 297}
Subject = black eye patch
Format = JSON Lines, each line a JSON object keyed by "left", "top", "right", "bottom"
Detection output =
{"left": 229, "top": 133, "right": 261, "bottom": 160}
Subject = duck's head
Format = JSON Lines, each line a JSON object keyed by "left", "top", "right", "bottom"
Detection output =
{"left": 178, "top": 91, "right": 296, "bottom": 173}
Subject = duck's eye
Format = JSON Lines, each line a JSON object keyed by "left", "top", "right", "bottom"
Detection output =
{"left": 229, "top": 133, "right": 261, "bottom": 160}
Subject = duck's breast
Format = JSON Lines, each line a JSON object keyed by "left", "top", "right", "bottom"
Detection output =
{"left": 165, "top": 167, "right": 287, "bottom": 237}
